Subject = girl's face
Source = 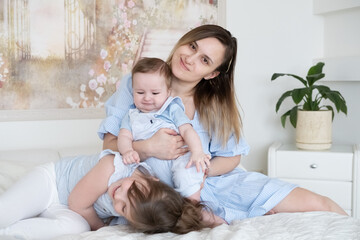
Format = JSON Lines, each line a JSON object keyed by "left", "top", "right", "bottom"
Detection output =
{"left": 171, "top": 37, "right": 226, "bottom": 84}
{"left": 132, "top": 71, "right": 170, "bottom": 113}
{"left": 108, "top": 176, "right": 148, "bottom": 220}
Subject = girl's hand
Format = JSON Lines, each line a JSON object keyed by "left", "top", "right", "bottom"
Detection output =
{"left": 122, "top": 150, "right": 140, "bottom": 164}
{"left": 186, "top": 152, "right": 211, "bottom": 173}
{"left": 139, "top": 128, "right": 188, "bottom": 160}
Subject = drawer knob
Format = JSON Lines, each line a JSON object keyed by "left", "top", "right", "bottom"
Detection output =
{"left": 310, "top": 164, "right": 318, "bottom": 169}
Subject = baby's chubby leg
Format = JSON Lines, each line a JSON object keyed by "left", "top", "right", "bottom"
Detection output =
{"left": 172, "top": 152, "right": 205, "bottom": 198}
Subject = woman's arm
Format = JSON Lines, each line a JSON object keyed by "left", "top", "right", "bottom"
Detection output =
{"left": 103, "top": 133, "right": 118, "bottom": 151}
{"left": 207, "top": 155, "right": 241, "bottom": 177}
{"left": 103, "top": 129, "right": 187, "bottom": 161}
{"left": 134, "top": 128, "right": 188, "bottom": 161}
{"left": 68, "top": 155, "right": 115, "bottom": 230}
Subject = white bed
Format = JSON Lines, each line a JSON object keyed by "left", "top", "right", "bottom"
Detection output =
{"left": 1, "top": 147, "right": 359, "bottom": 240}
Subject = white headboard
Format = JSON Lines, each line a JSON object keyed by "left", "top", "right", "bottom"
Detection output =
{"left": 0, "top": 118, "right": 103, "bottom": 152}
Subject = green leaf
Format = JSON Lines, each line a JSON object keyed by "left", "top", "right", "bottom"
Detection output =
{"left": 291, "top": 88, "right": 307, "bottom": 104}
{"left": 324, "top": 91, "right": 346, "bottom": 113}
{"left": 289, "top": 106, "right": 298, "bottom": 128}
{"left": 307, "top": 73, "right": 325, "bottom": 86}
{"left": 280, "top": 110, "right": 291, "bottom": 128}
{"left": 324, "top": 105, "right": 335, "bottom": 120}
{"left": 341, "top": 102, "right": 348, "bottom": 115}
{"left": 307, "top": 62, "right": 324, "bottom": 75}
{"left": 314, "top": 85, "right": 330, "bottom": 93}
{"left": 331, "top": 91, "right": 348, "bottom": 114}
{"left": 307, "top": 62, "right": 325, "bottom": 86}
{"left": 271, "top": 73, "right": 307, "bottom": 86}
{"left": 302, "top": 101, "right": 311, "bottom": 110}
{"left": 275, "top": 90, "right": 292, "bottom": 112}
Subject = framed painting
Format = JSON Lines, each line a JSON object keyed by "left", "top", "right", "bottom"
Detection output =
{"left": 0, "top": 0, "right": 226, "bottom": 121}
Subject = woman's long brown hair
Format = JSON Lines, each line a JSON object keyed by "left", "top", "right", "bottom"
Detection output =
{"left": 167, "top": 24, "right": 242, "bottom": 146}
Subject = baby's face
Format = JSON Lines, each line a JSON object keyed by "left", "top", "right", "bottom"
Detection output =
{"left": 132, "top": 72, "right": 170, "bottom": 113}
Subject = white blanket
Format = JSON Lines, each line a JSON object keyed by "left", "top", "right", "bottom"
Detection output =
{"left": 1, "top": 149, "right": 360, "bottom": 240}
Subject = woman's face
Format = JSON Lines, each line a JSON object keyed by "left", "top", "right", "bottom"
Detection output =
{"left": 171, "top": 37, "right": 226, "bottom": 83}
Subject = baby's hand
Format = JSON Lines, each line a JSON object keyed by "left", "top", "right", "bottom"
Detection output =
{"left": 122, "top": 150, "right": 140, "bottom": 164}
{"left": 186, "top": 152, "right": 211, "bottom": 173}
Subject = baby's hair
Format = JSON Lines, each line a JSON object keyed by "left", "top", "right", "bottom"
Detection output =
{"left": 126, "top": 177, "right": 210, "bottom": 234}
{"left": 132, "top": 57, "right": 172, "bottom": 89}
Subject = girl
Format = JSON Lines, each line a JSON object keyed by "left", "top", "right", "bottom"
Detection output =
{"left": 0, "top": 150, "right": 211, "bottom": 239}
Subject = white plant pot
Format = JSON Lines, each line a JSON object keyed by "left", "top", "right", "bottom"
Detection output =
{"left": 296, "top": 110, "right": 332, "bottom": 150}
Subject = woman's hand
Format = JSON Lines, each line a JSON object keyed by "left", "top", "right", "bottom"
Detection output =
{"left": 134, "top": 128, "right": 188, "bottom": 161}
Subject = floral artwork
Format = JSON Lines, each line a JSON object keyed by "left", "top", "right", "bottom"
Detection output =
{"left": 0, "top": 0, "right": 218, "bottom": 112}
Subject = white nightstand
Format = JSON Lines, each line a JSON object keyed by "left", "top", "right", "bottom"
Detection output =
{"left": 268, "top": 142, "right": 359, "bottom": 218}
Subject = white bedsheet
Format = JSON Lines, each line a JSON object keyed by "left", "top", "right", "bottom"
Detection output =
{"left": 53, "top": 211, "right": 360, "bottom": 240}
{"left": 1, "top": 148, "right": 360, "bottom": 240}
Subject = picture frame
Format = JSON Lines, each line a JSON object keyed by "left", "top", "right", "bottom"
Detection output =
{"left": 0, "top": 0, "right": 226, "bottom": 122}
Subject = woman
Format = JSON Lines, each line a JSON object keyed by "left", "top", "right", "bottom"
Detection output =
{"left": 99, "top": 24, "right": 244, "bottom": 177}
{"left": 99, "top": 23, "right": 347, "bottom": 225}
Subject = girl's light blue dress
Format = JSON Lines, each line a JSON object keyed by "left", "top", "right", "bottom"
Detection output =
{"left": 98, "top": 74, "right": 297, "bottom": 224}
{"left": 55, "top": 149, "right": 154, "bottom": 224}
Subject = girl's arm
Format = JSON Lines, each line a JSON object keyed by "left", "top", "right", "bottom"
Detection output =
{"left": 207, "top": 155, "right": 241, "bottom": 177}
{"left": 68, "top": 155, "right": 115, "bottom": 230}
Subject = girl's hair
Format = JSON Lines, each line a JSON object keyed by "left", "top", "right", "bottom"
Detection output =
{"left": 132, "top": 57, "right": 172, "bottom": 89}
{"left": 167, "top": 24, "right": 242, "bottom": 146}
{"left": 126, "top": 177, "right": 210, "bottom": 234}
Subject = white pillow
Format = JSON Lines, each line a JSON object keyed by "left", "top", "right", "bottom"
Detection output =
{"left": 0, "top": 149, "right": 60, "bottom": 194}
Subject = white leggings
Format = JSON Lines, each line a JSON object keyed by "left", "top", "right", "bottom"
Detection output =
{"left": 0, "top": 163, "right": 90, "bottom": 239}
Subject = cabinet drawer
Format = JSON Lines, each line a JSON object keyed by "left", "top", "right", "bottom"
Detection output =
{"left": 276, "top": 151, "right": 353, "bottom": 181}
{"left": 281, "top": 178, "right": 352, "bottom": 210}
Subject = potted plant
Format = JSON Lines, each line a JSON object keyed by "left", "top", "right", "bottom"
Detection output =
{"left": 271, "top": 62, "right": 347, "bottom": 150}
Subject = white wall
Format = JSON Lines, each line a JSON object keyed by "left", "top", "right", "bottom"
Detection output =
{"left": 1, "top": 0, "right": 358, "bottom": 174}
{"left": 0, "top": 119, "right": 103, "bottom": 152}
{"left": 226, "top": 0, "right": 360, "bottom": 173}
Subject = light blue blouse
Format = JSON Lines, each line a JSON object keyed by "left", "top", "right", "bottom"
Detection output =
{"left": 98, "top": 74, "right": 251, "bottom": 158}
